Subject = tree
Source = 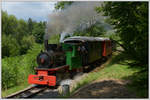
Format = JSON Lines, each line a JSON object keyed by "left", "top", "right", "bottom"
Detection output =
{"left": 2, "top": 11, "right": 38, "bottom": 57}
{"left": 16, "top": 19, "right": 28, "bottom": 44}
{"left": 55, "top": 1, "right": 73, "bottom": 10}
{"left": 2, "top": 11, "right": 18, "bottom": 35}
{"left": 20, "top": 35, "right": 35, "bottom": 54}
{"left": 2, "top": 11, "right": 9, "bottom": 35}
{"left": 74, "top": 22, "right": 106, "bottom": 37}
{"left": 98, "top": 2, "right": 148, "bottom": 65}
{"left": 2, "top": 34, "right": 20, "bottom": 57}
{"left": 27, "top": 18, "right": 33, "bottom": 35}
{"left": 32, "top": 21, "right": 46, "bottom": 43}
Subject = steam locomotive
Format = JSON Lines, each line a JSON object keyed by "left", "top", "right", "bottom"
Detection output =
{"left": 28, "top": 36, "right": 112, "bottom": 86}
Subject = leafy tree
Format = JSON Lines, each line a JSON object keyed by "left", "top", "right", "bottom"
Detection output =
{"left": 20, "top": 35, "right": 35, "bottom": 54}
{"left": 55, "top": 1, "right": 73, "bottom": 10}
{"left": 2, "top": 34, "right": 20, "bottom": 58}
{"left": 27, "top": 18, "right": 33, "bottom": 35}
{"left": 8, "top": 15, "right": 18, "bottom": 35}
{"left": 48, "top": 34, "right": 60, "bottom": 44}
{"left": 16, "top": 19, "right": 28, "bottom": 44}
{"left": 2, "top": 11, "right": 18, "bottom": 35}
{"left": 97, "top": 2, "right": 148, "bottom": 65}
{"left": 2, "top": 11, "right": 9, "bottom": 35}
{"left": 32, "top": 21, "right": 46, "bottom": 43}
{"left": 74, "top": 22, "right": 106, "bottom": 37}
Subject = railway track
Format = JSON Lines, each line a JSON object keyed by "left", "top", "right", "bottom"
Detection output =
{"left": 5, "top": 85, "right": 48, "bottom": 99}
{"left": 4, "top": 57, "right": 111, "bottom": 99}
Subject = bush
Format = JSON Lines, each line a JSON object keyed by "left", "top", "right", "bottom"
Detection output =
{"left": 2, "top": 34, "right": 20, "bottom": 58}
{"left": 2, "top": 56, "right": 22, "bottom": 89}
{"left": 2, "top": 43, "right": 43, "bottom": 90}
{"left": 20, "top": 35, "right": 35, "bottom": 54}
{"left": 48, "top": 34, "right": 60, "bottom": 44}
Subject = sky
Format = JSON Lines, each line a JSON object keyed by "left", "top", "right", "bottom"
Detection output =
{"left": 2, "top": 2, "right": 57, "bottom": 22}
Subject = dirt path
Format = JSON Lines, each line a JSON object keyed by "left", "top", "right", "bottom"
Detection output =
{"left": 71, "top": 78, "right": 137, "bottom": 98}
{"left": 70, "top": 55, "right": 137, "bottom": 98}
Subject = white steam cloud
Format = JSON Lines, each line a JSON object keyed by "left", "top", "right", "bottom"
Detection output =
{"left": 45, "top": 2, "right": 107, "bottom": 40}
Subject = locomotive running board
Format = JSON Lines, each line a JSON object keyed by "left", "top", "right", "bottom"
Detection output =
{"left": 35, "top": 65, "right": 69, "bottom": 71}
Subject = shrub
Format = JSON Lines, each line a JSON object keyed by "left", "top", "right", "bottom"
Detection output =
{"left": 2, "top": 43, "right": 43, "bottom": 90}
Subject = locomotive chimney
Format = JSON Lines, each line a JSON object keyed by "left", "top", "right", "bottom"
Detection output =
{"left": 44, "top": 40, "right": 48, "bottom": 51}
{"left": 44, "top": 25, "right": 48, "bottom": 51}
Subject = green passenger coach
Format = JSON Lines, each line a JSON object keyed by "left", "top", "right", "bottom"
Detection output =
{"left": 62, "top": 42, "right": 82, "bottom": 70}
{"left": 62, "top": 36, "right": 110, "bottom": 70}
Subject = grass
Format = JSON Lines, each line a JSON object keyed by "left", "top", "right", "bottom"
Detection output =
{"left": 1, "top": 36, "right": 59, "bottom": 98}
{"left": 2, "top": 43, "right": 43, "bottom": 97}
{"left": 70, "top": 52, "right": 148, "bottom": 98}
{"left": 2, "top": 81, "right": 30, "bottom": 98}
{"left": 2, "top": 50, "right": 148, "bottom": 98}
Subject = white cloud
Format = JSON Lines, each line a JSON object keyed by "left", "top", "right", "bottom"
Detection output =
{"left": 2, "top": 2, "right": 56, "bottom": 21}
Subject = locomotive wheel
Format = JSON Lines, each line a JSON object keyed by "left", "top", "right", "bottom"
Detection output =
{"left": 69, "top": 71, "right": 76, "bottom": 79}
{"left": 83, "top": 66, "right": 88, "bottom": 73}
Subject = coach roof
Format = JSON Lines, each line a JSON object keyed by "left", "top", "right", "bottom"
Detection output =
{"left": 63, "top": 36, "right": 110, "bottom": 43}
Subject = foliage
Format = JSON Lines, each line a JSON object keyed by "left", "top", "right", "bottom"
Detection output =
{"left": 71, "top": 52, "right": 148, "bottom": 98}
{"left": 16, "top": 19, "right": 28, "bottom": 44}
{"left": 27, "top": 18, "right": 34, "bottom": 35}
{"left": 32, "top": 21, "right": 46, "bottom": 43}
{"left": 2, "top": 33, "right": 59, "bottom": 92}
{"left": 20, "top": 35, "right": 35, "bottom": 54}
{"left": 74, "top": 22, "right": 106, "bottom": 37}
{"left": 2, "top": 56, "right": 22, "bottom": 89}
{"left": 48, "top": 34, "right": 60, "bottom": 44}
{"left": 2, "top": 43, "right": 43, "bottom": 90}
{"left": 55, "top": 1, "right": 73, "bottom": 10}
{"left": 1, "top": 11, "right": 57, "bottom": 91}
{"left": 2, "top": 34, "right": 20, "bottom": 57}
{"left": 2, "top": 11, "right": 18, "bottom": 35}
{"left": 2, "top": 11, "right": 46, "bottom": 57}
{"left": 97, "top": 2, "right": 148, "bottom": 66}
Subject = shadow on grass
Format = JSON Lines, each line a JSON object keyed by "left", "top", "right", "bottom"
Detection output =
{"left": 108, "top": 52, "right": 147, "bottom": 70}
{"left": 109, "top": 52, "right": 148, "bottom": 98}
{"left": 122, "top": 70, "right": 148, "bottom": 98}
{"left": 107, "top": 52, "right": 130, "bottom": 66}
{"left": 70, "top": 52, "right": 148, "bottom": 98}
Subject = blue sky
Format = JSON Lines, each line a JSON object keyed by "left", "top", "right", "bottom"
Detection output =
{"left": 2, "top": 2, "right": 56, "bottom": 22}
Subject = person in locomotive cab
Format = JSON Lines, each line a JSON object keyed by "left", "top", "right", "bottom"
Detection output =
{"left": 78, "top": 43, "right": 88, "bottom": 65}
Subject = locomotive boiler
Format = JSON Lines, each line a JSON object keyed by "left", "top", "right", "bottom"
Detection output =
{"left": 37, "top": 40, "right": 66, "bottom": 69}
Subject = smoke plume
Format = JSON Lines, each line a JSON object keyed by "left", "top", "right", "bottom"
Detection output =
{"left": 45, "top": 2, "right": 106, "bottom": 40}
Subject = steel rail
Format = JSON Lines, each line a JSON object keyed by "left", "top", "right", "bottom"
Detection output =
{"left": 4, "top": 85, "right": 47, "bottom": 99}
